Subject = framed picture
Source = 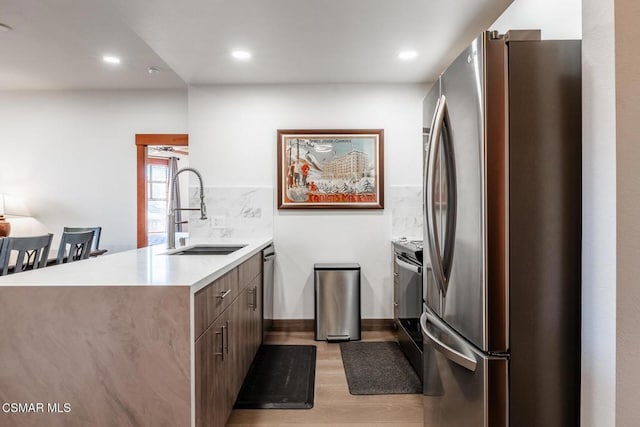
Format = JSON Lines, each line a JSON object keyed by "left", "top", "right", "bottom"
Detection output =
{"left": 277, "top": 129, "right": 384, "bottom": 209}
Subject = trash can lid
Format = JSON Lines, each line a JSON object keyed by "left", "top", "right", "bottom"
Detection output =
{"left": 314, "top": 263, "right": 361, "bottom": 270}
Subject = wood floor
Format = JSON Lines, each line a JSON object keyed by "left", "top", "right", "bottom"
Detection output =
{"left": 227, "top": 331, "right": 424, "bottom": 427}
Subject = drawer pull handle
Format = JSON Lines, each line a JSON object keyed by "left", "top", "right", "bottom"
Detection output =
{"left": 248, "top": 287, "right": 259, "bottom": 310}
{"left": 224, "top": 321, "right": 229, "bottom": 354}
{"left": 248, "top": 288, "right": 255, "bottom": 309}
{"left": 253, "top": 286, "right": 258, "bottom": 311}
{"left": 217, "top": 289, "right": 231, "bottom": 299}
{"left": 215, "top": 328, "right": 224, "bottom": 360}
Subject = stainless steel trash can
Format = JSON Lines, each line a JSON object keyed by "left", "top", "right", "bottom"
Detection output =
{"left": 314, "top": 263, "right": 361, "bottom": 341}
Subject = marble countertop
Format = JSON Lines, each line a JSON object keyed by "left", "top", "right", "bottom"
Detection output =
{"left": 0, "top": 237, "right": 272, "bottom": 293}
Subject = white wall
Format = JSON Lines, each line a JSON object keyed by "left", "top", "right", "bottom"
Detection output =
{"left": 491, "top": 0, "right": 582, "bottom": 39}
{"left": 188, "top": 84, "right": 426, "bottom": 319}
{"left": 0, "top": 90, "right": 188, "bottom": 252}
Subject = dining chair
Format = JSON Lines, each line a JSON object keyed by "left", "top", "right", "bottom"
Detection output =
{"left": 63, "top": 226, "right": 106, "bottom": 256}
{"left": 56, "top": 230, "right": 95, "bottom": 265}
{"left": 0, "top": 233, "right": 53, "bottom": 276}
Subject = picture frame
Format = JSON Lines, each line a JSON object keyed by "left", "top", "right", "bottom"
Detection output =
{"left": 277, "top": 129, "right": 384, "bottom": 209}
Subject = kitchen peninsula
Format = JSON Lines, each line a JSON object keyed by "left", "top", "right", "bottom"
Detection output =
{"left": 0, "top": 237, "right": 272, "bottom": 427}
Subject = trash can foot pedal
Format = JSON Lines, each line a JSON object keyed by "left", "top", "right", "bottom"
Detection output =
{"left": 327, "top": 334, "right": 350, "bottom": 342}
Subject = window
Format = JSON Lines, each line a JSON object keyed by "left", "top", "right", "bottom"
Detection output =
{"left": 135, "top": 134, "right": 189, "bottom": 248}
{"left": 147, "top": 158, "right": 169, "bottom": 244}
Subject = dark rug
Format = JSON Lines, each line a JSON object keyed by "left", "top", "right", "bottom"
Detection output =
{"left": 340, "top": 341, "right": 421, "bottom": 395}
{"left": 234, "top": 345, "right": 316, "bottom": 409}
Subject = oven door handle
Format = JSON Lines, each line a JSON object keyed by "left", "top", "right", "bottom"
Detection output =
{"left": 394, "top": 255, "right": 422, "bottom": 274}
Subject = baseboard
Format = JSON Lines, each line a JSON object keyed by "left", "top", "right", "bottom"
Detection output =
{"left": 361, "top": 318, "right": 395, "bottom": 331}
{"left": 271, "top": 319, "right": 314, "bottom": 332}
{"left": 270, "top": 318, "right": 394, "bottom": 332}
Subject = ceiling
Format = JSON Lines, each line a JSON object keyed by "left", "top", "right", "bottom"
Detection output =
{"left": 0, "top": 0, "right": 512, "bottom": 90}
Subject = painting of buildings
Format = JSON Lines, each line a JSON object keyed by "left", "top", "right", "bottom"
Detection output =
{"left": 277, "top": 130, "right": 384, "bottom": 209}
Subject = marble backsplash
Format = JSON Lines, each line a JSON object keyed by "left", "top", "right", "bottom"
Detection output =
{"left": 390, "top": 185, "right": 423, "bottom": 240}
{"left": 188, "top": 186, "right": 273, "bottom": 239}
{"left": 187, "top": 185, "right": 419, "bottom": 241}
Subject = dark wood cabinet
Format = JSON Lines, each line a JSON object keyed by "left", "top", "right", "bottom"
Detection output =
{"left": 238, "top": 251, "right": 264, "bottom": 375}
{"left": 238, "top": 252, "right": 261, "bottom": 288}
{"left": 194, "top": 268, "right": 239, "bottom": 339}
{"left": 195, "top": 310, "right": 230, "bottom": 427}
{"left": 230, "top": 287, "right": 251, "bottom": 397}
{"left": 248, "top": 273, "right": 263, "bottom": 357}
{"left": 195, "top": 250, "right": 266, "bottom": 427}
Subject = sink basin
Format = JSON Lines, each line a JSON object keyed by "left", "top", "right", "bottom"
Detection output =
{"left": 167, "top": 244, "right": 246, "bottom": 256}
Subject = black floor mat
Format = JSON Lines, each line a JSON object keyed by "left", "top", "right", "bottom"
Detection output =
{"left": 234, "top": 345, "right": 316, "bottom": 409}
{"left": 340, "top": 341, "right": 422, "bottom": 395}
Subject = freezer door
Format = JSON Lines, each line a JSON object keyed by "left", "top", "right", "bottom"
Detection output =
{"left": 421, "top": 310, "right": 508, "bottom": 427}
{"left": 436, "top": 34, "right": 490, "bottom": 351}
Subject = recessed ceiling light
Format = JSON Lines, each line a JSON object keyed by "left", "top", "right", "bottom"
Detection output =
{"left": 148, "top": 66, "right": 161, "bottom": 74}
{"left": 0, "top": 23, "right": 12, "bottom": 32}
{"left": 102, "top": 55, "right": 121, "bottom": 65}
{"left": 231, "top": 50, "right": 252, "bottom": 60}
{"left": 398, "top": 51, "right": 418, "bottom": 60}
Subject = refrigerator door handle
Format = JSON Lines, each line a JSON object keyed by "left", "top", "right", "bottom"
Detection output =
{"left": 425, "top": 95, "right": 448, "bottom": 295}
{"left": 440, "top": 98, "right": 457, "bottom": 287}
{"left": 425, "top": 94, "right": 458, "bottom": 297}
{"left": 420, "top": 311, "right": 477, "bottom": 372}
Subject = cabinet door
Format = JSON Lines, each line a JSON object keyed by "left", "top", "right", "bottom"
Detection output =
{"left": 195, "top": 312, "right": 229, "bottom": 427}
{"left": 252, "top": 274, "right": 263, "bottom": 353}
{"left": 230, "top": 288, "right": 249, "bottom": 399}
{"left": 245, "top": 277, "right": 258, "bottom": 364}
{"left": 239, "top": 252, "right": 262, "bottom": 287}
{"left": 244, "top": 286, "right": 255, "bottom": 374}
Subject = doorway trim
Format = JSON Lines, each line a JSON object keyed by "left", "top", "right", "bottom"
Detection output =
{"left": 135, "top": 134, "right": 188, "bottom": 248}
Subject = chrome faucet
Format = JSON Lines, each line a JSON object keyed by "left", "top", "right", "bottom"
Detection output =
{"left": 167, "top": 167, "right": 208, "bottom": 249}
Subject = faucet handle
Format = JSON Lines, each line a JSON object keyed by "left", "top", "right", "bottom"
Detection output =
{"left": 200, "top": 200, "right": 208, "bottom": 220}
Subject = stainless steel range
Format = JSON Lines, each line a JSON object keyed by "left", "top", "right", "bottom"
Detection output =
{"left": 392, "top": 238, "right": 424, "bottom": 381}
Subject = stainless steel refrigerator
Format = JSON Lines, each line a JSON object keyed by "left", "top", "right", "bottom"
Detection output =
{"left": 420, "top": 30, "right": 581, "bottom": 427}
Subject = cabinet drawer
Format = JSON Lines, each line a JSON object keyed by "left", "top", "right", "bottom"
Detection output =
{"left": 195, "top": 269, "right": 239, "bottom": 339}
{"left": 238, "top": 252, "right": 262, "bottom": 289}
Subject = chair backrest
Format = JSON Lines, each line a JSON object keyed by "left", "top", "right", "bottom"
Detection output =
{"left": 56, "top": 230, "right": 95, "bottom": 265}
{"left": 63, "top": 226, "right": 101, "bottom": 252}
{"left": 0, "top": 234, "right": 53, "bottom": 276}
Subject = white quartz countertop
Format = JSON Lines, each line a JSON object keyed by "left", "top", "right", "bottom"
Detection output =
{"left": 0, "top": 237, "right": 272, "bottom": 293}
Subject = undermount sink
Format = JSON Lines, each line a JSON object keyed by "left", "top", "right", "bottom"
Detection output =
{"left": 167, "top": 244, "right": 247, "bottom": 256}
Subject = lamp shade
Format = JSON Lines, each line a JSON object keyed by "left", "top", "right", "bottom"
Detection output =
{"left": 0, "top": 194, "right": 31, "bottom": 217}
